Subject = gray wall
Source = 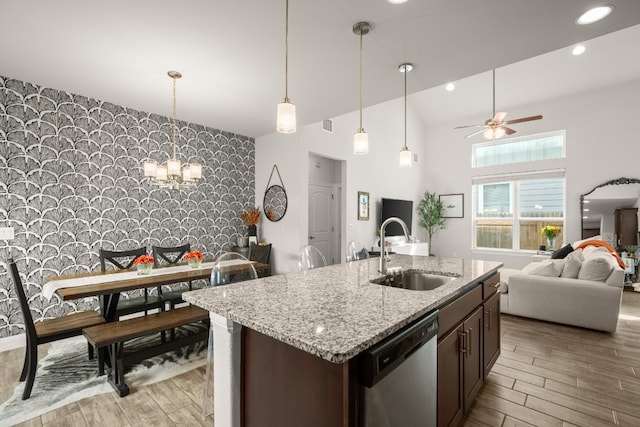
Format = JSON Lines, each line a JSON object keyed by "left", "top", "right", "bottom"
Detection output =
{"left": 0, "top": 76, "right": 255, "bottom": 338}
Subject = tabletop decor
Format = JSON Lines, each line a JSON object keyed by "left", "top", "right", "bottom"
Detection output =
{"left": 541, "top": 225, "right": 561, "bottom": 251}
{"left": 185, "top": 250, "right": 204, "bottom": 268}
{"left": 241, "top": 207, "right": 261, "bottom": 244}
{"left": 133, "top": 255, "right": 154, "bottom": 275}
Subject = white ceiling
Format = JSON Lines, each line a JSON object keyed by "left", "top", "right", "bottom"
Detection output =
{"left": 1, "top": 0, "right": 640, "bottom": 138}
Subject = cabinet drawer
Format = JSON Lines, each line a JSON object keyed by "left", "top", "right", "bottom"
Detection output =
{"left": 482, "top": 272, "right": 500, "bottom": 300}
{"left": 438, "top": 285, "right": 482, "bottom": 338}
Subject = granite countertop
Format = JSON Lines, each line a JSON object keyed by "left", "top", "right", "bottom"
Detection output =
{"left": 183, "top": 255, "right": 502, "bottom": 363}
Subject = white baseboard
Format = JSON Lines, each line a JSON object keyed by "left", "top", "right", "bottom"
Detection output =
{"left": 0, "top": 334, "right": 25, "bottom": 352}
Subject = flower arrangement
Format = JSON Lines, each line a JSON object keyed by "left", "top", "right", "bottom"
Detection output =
{"left": 185, "top": 250, "right": 204, "bottom": 262}
{"left": 240, "top": 207, "right": 261, "bottom": 225}
{"left": 541, "top": 225, "right": 561, "bottom": 240}
{"left": 133, "top": 255, "right": 154, "bottom": 275}
{"left": 133, "top": 255, "right": 154, "bottom": 265}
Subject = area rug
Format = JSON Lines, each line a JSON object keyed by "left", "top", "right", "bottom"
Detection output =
{"left": 0, "top": 325, "right": 207, "bottom": 427}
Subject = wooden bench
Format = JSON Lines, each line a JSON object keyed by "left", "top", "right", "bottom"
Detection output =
{"left": 83, "top": 305, "right": 209, "bottom": 396}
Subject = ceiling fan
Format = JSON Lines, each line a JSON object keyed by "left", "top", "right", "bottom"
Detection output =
{"left": 455, "top": 69, "right": 542, "bottom": 140}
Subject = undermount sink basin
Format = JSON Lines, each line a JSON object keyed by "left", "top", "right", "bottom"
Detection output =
{"left": 370, "top": 270, "right": 458, "bottom": 291}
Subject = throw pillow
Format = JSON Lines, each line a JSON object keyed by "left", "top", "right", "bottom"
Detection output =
{"left": 566, "top": 248, "right": 585, "bottom": 262}
{"left": 582, "top": 246, "right": 609, "bottom": 259}
{"left": 522, "top": 259, "right": 563, "bottom": 277}
{"left": 577, "top": 254, "right": 615, "bottom": 282}
{"left": 560, "top": 256, "right": 582, "bottom": 278}
{"left": 551, "top": 244, "right": 574, "bottom": 259}
{"left": 571, "top": 235, "right": 601, "bottom": 249}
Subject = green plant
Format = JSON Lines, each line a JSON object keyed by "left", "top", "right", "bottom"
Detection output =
{"left": 417, "top": 191, "right": 445, "bottom": 255}
{"left": 625, "top": 245, "right": 638, "bottom": 253}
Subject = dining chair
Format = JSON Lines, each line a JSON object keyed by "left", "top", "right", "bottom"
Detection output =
{"left": 152, "top": 243, "right": 193, "bottom": 309}
{"left": 347, "top": 241, "right": 370, "bottom": 262}
{"left": 202, "top": 252, "right": 258, "bottom": 418}
{"left": 248, "top": 243, "right": 272, "bottom": 277}
{"left": 99, "top": 247, "right": 164, "bottom": 318}
{"left": 7, "top": 258, "right": 106, "bottom": 400}
{"left": 299, "top": 245, "right": 327, "bottom": 270}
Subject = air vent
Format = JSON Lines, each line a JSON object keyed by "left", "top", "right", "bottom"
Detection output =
{"left": 322, "top": 119, "right": 333, "bottom": 133}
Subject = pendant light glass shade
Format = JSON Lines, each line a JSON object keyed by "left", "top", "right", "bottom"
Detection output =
{"left": 353, "top": 22, "right": 370, "bottom": 154}
{"left": 399, "top": 147, "right": 412, "bottom": 167}
{"left": 398, "top": 63, "right": 413, "bottom": 168}
{"left": 277, "top": 100, "right": 296, "bottom": 133}
{"left": 277, "top": 0, "right": 296, "bottom": 133}
{"left": 354, "top": 130, "right": 369, "bottom": 154}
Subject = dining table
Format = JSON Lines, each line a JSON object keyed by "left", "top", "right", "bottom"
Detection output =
{"left": 44, "top": 260, "right": 271, "bottom": 322}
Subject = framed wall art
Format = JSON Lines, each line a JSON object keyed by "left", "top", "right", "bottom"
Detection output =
{"left": 358, "top": 191, "right": 370, "bottom": 221}
{"left": 440, "top": 193, "right": 464, "bottom": 218}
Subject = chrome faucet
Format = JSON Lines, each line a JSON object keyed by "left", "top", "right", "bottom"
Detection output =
{"left": 379, "top": 217, "right": 410, "bottom": 274}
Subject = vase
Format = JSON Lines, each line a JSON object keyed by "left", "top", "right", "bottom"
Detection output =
{"left": 137, "top": 263, "right": 152, "bottom": 275}
{"left": 546, "top": 237, "right": 556, "bottom": 251}
{"left": 248, "top": 224, "right": 258, "bottom": 245}
{"left": 188, "top": 259, "right": 201, "bottom": 269}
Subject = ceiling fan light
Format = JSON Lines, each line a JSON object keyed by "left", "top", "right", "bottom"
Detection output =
{"left": 576, "top": 6, "right": 613, "bottom": 25}
{"left": 399, "top": 147, "right": 412, "bottom": 168}
{"left": 354, "top": 130, "right": 369, "bottom": 154}
{"left": 277, "top": 101, "right": 296, "bottom": 133}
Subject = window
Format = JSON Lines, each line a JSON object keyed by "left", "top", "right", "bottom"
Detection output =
{"left": 473, "top": 131, "right": 565, "bottom": 168}
{"left": 473, "top": 172, "right": 565, "bottom": 251}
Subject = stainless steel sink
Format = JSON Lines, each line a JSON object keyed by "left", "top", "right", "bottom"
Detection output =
{"left": 370, "top": 270, "right": 458, "bottom": 291}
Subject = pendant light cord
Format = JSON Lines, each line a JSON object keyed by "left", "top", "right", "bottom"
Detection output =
{"left": 403, "top": 67, "right": 407, "bottom": 149}
{"left": 358, "top": 28, "right": 363, "bottom": 131}
{"left": 284, "top": 0, "right": 289, "bottom": 102}
{"left": 172, "top": 75, "right": 177, "bottom": 160}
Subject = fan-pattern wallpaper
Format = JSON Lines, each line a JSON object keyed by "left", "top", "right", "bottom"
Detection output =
{"left": 0, "top": 76, "right": 255, "bottom": 338}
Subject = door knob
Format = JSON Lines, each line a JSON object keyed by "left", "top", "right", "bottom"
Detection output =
{"left": 309, "top": 236, "right": 316, "bottom": 240}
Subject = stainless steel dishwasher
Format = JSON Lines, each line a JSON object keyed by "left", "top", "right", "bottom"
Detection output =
{"left": 358, "top": 310, "right": 438, "bottom": 427}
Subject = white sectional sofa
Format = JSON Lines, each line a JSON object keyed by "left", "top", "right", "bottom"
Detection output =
{"left": 500, "top": 244, "right": 624, "bottom": 332}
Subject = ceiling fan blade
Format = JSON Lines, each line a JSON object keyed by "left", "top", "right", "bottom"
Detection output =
{"left": 454, "top": 124, "right": 484, "bottom": 129}
{"left": 502, "top": 126, "right": 516, "bottom": 135}
{"left": 465, "top": 128, "right": 487, "bottom": 138}
{"left": 503, "top": 115, "right": 543, "bottom": 125}
{"left": 493, "top": 111, "right": 507, "bottom": 124}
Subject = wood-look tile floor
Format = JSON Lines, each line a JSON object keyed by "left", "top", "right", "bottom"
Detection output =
{"left": 2, "top": 291, "right": 639, "bottom": 426}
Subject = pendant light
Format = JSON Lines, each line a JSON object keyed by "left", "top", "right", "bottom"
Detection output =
{"left": 353, "top": 22, "right": 371, "bottom": 154}
{"left": 398, "top": 63, "right": 413, "bottom": 168}
{"left": 143, "top": 71, "right": 202, "bottom": 190}
{"left": 276, "top": 0, "right": 296, "bottom": 133}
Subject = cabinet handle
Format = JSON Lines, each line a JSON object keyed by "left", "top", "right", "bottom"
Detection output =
{"left": 458, "top": 330, "right": 466, "bottom": 354}
{"left": 484, "top": 308, "right": 492, "bottom": 331}
{"left": 492, "top": 282, "right": 500, "bottom": 288}
{"left": 467, "top": 328, "right": 472, "bottom": 356}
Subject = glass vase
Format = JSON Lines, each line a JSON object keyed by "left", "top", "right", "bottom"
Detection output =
{"left": 188, "top": 259, "right": 202, "bottom": 269}
{"left": 546, "top": 237, "right": 556, "bottom": 251}
{"left": 137, "top": 263, "right": 152, "bottom": 275}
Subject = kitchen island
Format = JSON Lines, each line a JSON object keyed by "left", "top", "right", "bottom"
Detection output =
{"left": 184, "top": 254, "right": 502, "bottom": 427}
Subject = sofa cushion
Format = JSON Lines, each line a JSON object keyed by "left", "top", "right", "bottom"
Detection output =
{"left": 551, "top": 244, "right": 574, "bottom": 259}
{"left": 577, "top": 254, "right": 615, "bottom": 282}
{"left": 560, "top": 256, "right": 582, "bottom": 278}
{"left": 582, "top": 245, "right": 610, "bottom": 259}
{"left": 522, "top": 259, "right": 563, "bottom": 277}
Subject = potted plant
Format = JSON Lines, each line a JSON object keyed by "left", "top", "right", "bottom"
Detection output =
{"left": 185, "top": 250, "right": 204, "bottom": 268}
{"left": 417, "top": 191, "right": 445, "bottom": 256}
{"left": 541, "top": 225, "right": 561, "bottom": 251}
{"left": 133, "top": 255, "right": 154, "bottom": 275}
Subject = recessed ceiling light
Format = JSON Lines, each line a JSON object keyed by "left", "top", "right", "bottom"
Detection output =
{"left": 388, "top": 0, "right": 409, "bottom": 4}
{"left": 583, "top": 200, "right": 590, "bottom": 203}
{"left": 583, "top": 216, "right": 589, "bottom": 219}
{"left": 445, "top": 83, "right": 455, "bottom": 91}
{"left": 576, "top": 5, "right": 613, "bottom": 25}
{"left": 572, "top": 45, "right": 586, "bottom": 55}
{"left": 583, "top": 208, "right": 590, "bottom": 212}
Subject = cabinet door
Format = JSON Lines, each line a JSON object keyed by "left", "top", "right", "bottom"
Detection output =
{"left": 437, "top": 326, "right": 463, "bottom": 427}
{"left": 462, "top": 306, "right": 483, "bottom": 412}
{"left": 483, "top": 291, "right": 500, "bottom": 377}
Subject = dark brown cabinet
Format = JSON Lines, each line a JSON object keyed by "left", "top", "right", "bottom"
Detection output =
{"left": 437, "top": 272, "right": 500, "bottom": 427}
{"left": 615, "top": 208, "right": 638, "bottom": 248}
{"left": 483, "top": 291, "right": 500, "bottom": 377}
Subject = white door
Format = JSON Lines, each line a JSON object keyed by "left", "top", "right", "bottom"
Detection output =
{"left": 309, "top": 183, "right": 334, "bottom": 264}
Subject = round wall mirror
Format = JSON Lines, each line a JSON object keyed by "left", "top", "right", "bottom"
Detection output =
{"left": 264, "top": 184, "right": 288, "bottom": 222}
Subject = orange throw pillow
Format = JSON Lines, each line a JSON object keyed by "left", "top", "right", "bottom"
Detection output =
{"left": 574, "top": 240, "right": 625, "bottom": 269}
